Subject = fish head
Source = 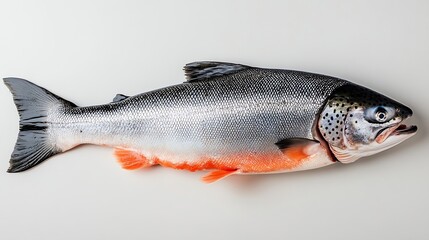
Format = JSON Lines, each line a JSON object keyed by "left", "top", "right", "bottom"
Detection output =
{"left": 318, "top": 84, "right": 417, "bottom": 163}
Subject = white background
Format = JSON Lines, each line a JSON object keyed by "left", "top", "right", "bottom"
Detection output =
{"left": 0, "top": 1, "right": 428, "bottom": 239}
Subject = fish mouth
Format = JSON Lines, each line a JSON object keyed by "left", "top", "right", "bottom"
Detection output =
{"left": 392, "top": 124, "right": 418, "bottom": 135}
{"left": 376, "top": 122, "right": 417, "bottom": 144}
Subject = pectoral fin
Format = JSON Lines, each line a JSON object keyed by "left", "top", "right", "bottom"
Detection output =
{"left": 275, "top": 138, "right": 320, "bottom": 161}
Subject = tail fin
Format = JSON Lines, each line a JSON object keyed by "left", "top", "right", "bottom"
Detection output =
{"left": 3, "top": 78, "right": 77, "bottom": 172}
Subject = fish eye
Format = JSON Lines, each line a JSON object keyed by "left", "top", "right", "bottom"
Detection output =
{"left": 375, "top": 108, "right": 388, "bottom": 122}
{"left": 364, "top": 106, "right": 394, "bottom": 123}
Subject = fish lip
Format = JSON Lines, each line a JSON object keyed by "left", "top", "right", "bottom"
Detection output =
{"left": 375, "top": 120, "right": 417, "bottom": 144}
{"left": 392, "top": 124, "right": 417, "bottom": 135}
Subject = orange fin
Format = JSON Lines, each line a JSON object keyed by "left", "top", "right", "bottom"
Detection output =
{"left": 275, "top": 138, "right": 320, "bottom": 161}
{"left": 201, "top": 170, "right": 237, "bottom": 183}
{"left": 114, "top": 148, "right": 153, "bottom": 170}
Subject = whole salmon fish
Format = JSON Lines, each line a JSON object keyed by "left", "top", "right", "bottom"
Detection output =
{"left": 4, "top": 62, "right": 417, "bottom": 182}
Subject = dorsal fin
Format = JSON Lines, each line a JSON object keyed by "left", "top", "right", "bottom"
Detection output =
{"left": 183, "top": 61, "right": 249, "bottom": 82}
{"left": 112, "top": 94, "right": 129, "bottom": 102}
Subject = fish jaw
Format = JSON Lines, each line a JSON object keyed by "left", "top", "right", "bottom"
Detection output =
{"left": 331, "top": 122, "right": 417, "bottom": 163}
{"left": 376, "top": 124, "right": 417, "bottom": 144}
{"left": 368, "top": 123, "right": 417, "bottom": 155}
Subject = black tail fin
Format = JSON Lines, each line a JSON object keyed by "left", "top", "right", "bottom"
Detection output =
{"left": 3, "top": 78, "right": 77, "bottom": 172}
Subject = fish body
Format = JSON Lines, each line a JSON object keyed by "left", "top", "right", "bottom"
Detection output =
{"left": 4, "top": 62, "right": 417, "bottom": 182}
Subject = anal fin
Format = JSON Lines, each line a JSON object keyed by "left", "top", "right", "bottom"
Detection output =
{"left": 201, "top": 169, "right": 237, "bottom": 183}
{"left": 114, "top": 148, "right": 153, "bottom": 170}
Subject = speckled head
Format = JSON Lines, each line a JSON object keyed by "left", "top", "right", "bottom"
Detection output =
{"left": 318, "top": 84, "right": 417, "bottom": 163}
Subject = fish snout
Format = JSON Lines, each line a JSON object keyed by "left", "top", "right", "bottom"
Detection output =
{"left": 397, "top": 104, "right": 413, "bottom": 119}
